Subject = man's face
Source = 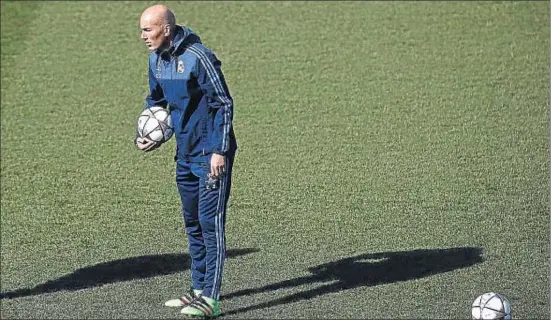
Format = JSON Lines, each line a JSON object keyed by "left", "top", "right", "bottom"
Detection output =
{"left": 140, "top": 15, "right": 168, "bottom": 52}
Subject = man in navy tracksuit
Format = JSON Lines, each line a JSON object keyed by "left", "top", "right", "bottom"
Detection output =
{"left": 136, "top": 5, "right": 237, "bottom": 318}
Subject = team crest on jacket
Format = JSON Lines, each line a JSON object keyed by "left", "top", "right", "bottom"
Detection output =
{"left": 177, "top": 60, "right": 185, "bottom": 73}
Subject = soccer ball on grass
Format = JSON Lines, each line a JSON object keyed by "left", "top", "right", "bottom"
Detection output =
{"left": 472, "top": 292, "right": 511, "bottom": 320}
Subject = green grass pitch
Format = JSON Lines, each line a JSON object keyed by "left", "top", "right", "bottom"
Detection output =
{"left": 1, "top": 1, "right": 549, "bottom": 318}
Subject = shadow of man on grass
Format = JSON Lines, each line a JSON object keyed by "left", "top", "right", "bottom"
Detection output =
{"left": 223, "top": 247, "right": 483, "bottom": 316}
{"left": 0, "top": 248, "right": 258, "bottom": 299}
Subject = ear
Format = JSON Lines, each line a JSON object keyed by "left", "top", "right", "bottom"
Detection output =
{"left": 164, "top": 25, "right": 171, "bottom": 37}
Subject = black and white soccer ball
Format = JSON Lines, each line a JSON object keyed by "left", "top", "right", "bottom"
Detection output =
{"left": 136, "top": 106, "right": 174, "bottom": 143}
{"left": 472, "top": 292, "right": 511, "bottom": 320}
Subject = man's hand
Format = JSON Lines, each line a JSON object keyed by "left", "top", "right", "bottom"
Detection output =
{"left": 135, "top": 137, "right": 160, "bottom": 152}
{"left": 210, "top": 153, "right": 226, "bottom": 178}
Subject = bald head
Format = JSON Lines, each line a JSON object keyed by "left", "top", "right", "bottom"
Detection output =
{"left": 141, "top": 4, "right": 175, "bottom": 28}
{"left": 139, "top": 4, "right": 177, "bottom": 52}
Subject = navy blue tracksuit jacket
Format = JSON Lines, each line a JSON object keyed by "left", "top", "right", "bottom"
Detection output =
{"left": 145, "top": 25, "right": 237, "bottom": 160}
{"left": 144, "top": 25, "right": 237, "bottom": 300}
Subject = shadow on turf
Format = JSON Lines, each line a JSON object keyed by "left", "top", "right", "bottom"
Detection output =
{"left": 0, "top": 248, "right": 258, "bottom": 300}
{"left": 222, "top": 246, "right": 483, "bottom": 316}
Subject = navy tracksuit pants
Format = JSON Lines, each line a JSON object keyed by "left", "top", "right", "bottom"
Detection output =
{"left": 175, "top": 154, "right": 233, "bottom": 300}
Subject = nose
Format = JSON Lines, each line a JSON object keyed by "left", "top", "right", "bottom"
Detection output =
{"left": 140, "top": 31, "right": 147, "bottom": 40}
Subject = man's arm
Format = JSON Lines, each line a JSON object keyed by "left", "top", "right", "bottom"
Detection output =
{"left": 145, "top": 60, "right": 167, "bottom": 108}
{"left": 192, "top": 49, "right": 234, "bottom": 157}
{"left": 137, "top": 60, "right": 167, "bottom": 152}
{"left": 191, "top": 48, "right": 234, "bottom": 177}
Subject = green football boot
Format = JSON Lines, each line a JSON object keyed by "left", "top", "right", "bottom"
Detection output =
{"left": 180, "top": 296, "right": 221, "bottom": 318}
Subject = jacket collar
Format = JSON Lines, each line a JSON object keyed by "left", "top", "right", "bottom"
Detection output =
{"left": 159, "top": 25, "right": 201, "bottom": 58}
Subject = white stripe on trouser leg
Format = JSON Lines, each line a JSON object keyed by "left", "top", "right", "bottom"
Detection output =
{"left": 217, "top": 171, "right": 227, "bottom": 299}
{"left": 212, "top": 158, "right": 227, "bottom": 299}
{"left": 212, "top": 177, "right": 221, "bottom": 298}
